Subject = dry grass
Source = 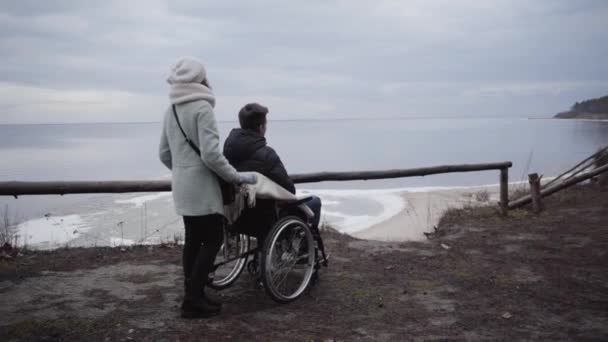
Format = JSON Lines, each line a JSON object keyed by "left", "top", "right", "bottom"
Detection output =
{"left": 473, "top": 190, "right": 490, "bottom": 202}
{"left": 436, "top": 204, "right": 501, "bottom": 230}
{"left": 509, "top": 183, "right": 530, "bottom": 201}
{"left": 595, "top": 147, "right": 608, "bottom": 186}
{"left": 0, "top": 205, "right": 19, "bottom": 248}
{"left": 437, "top": 183, "right": 601, "bottom": 235}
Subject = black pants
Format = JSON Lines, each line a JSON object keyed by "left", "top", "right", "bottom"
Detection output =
{"left": 182, "top": 214, "right": 224, "bottom": 297}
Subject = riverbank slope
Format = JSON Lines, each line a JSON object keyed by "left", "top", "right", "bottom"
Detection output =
{"left": 1, "top": 184, "right": 607, "bottom": 340}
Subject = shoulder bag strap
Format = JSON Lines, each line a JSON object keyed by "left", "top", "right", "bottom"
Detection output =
{"left": 172, "top": 105, "right": 201, "bottom": 156}
{"left": 172, "top": 105, "right": 236, "bottom": 204}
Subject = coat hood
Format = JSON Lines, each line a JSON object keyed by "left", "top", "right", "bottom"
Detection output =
{"left": 167, "top": 57, "right": 215, "bottom": 106}
{"left": 224, "top": 128, "right": 267, "bottom": 163}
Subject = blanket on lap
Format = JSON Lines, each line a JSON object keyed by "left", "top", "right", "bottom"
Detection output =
{"left": 224, "top": 172, "right": 298, "bottom": 225}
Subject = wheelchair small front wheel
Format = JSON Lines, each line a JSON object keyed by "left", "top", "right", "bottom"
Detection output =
{"left": 209, "top": 229, "right": 250, "bottom": 290}
{"left": 261, "top": 216, "right": 316, "bottom": 303}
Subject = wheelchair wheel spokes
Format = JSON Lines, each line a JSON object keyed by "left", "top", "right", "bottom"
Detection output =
{"left": 262, "top": 216, "right": 315, "bottom": 303}
{"left": 209, "top": 229, "right": 250, "bottom": 290}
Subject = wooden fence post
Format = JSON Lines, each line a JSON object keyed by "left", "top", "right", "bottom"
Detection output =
{"left": 509, "top": 163, "right": 608, "bottom": 209}
{"left": 500, "top": 167, "right": 509, "bottom": 215}
{"left": 528, "top": 173, "right": 542, "bottom": 214}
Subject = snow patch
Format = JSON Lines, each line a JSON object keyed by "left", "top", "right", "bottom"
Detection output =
{"left": 17, "top": 214, "right": 90, "bottom": 249}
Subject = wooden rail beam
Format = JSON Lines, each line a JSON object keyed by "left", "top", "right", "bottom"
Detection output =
{"left": 0, "top": 162, "right": 513, "bottom": 197}
{"left": 0, "top": 180, "right": 170, "bottom": 197}
{"left": 290, "top": 162, "right": 512, "bottom": 183}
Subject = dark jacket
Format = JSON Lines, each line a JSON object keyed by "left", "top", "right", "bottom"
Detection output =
{"left": 223, "top": 128, "right": 295, "bottom": 194}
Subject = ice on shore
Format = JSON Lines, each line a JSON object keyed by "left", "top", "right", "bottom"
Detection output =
{"left": 16, "top": 214, "right": 90, "bottom": 250}
{"left": 115, "top": 192, "right": 171, "bottom": 208}
{"left": 300, "top": 189, "right": 406, "bottom": 234}
{"left": 109, "top": 237, "right": 136, "bottom": 247}
{"left": 15, "top": 182, "right": 517, "bottom": 249}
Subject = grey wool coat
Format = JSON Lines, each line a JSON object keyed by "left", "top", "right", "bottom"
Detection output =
{"left": 159, "top": 99, "right": 241, "bottom": 217}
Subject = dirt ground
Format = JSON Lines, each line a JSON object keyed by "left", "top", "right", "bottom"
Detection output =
{"left": 1, "top": 184, "right": 607, "bottom": 341}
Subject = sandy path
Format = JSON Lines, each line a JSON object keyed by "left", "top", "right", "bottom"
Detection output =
{"left": 354, "top": 185, "right": 500, "bottom": 241}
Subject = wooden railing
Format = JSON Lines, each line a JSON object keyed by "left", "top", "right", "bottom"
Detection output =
{"left": 0, "top": 162, "right": 513, "bottom": 214}
{"left": 508, "top": 163, "right": 608, "bottom": 209}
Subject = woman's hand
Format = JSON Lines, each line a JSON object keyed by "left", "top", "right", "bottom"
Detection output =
{"left": 237, "top": 172, "right": 257, "bottom": 185}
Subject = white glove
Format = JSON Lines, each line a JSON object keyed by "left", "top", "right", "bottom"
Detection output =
{"left": 237, "top": 172, "right": 257, "bottom": 185}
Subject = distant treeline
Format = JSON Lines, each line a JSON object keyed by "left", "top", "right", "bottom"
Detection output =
{"left": 555, "top": 95, "right": 608, "bottom": 119}
{"left": 571, "top": 95, "right": 608, "bottom": 114}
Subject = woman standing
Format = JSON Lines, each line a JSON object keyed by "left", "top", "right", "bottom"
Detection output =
{"left": 159, "top": 57, "right": 256, "bottom": 318}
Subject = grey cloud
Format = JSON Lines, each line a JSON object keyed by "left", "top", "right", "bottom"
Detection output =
{"left": 0, "top": 0, "right": 91, "bottom": 15}
{"left": 0, "top": 0, "right": 606, "bottom": 124}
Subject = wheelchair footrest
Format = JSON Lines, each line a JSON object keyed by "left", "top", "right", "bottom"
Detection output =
{"left": 317, "top": 253, "right": 329, "bottom": 267}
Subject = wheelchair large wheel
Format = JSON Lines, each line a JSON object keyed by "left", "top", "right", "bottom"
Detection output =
{"left": 261, "top": 216, "right": 316, "bottom": 303}
{"left": 209, "top": 229, "right": 250, "bottom": 290}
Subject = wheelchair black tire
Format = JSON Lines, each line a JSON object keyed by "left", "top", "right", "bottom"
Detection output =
{"left": 261, "top": 216, "right": 316, "bottom": 303}
{"left": 209, "top": 230, "right": 250, "bottom": 290}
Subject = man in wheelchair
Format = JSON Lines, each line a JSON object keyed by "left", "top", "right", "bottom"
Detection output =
{"left": 223, "top": 102, "right": 322, "bottom": 242}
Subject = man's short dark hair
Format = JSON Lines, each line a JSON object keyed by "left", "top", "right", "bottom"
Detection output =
{"left": 239, "top": 103, "right": 268, "bottom": 130}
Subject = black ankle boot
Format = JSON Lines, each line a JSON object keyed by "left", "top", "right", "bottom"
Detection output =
{"left": 189, "top": 277, "right": 222, "bottom": 309}
{"left": 181, "top": 279, "right": 221, "bottom": 319}
{"left": 180, "top": 296, "right": 220, "bottom": 319}
{"left": 203, "top": 291, "right": 222, "bottom": 308}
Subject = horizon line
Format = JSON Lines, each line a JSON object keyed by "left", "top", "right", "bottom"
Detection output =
{"left": 0, "top": 115, "right": 550, "bottom": 126}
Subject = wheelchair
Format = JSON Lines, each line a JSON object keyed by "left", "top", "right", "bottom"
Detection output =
{"left": 209, "top": 196, "right": 329, "bottom": 303}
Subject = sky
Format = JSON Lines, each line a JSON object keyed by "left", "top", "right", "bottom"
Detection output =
{"left": 0, "top": 0, "right": 607, "bottom": 124}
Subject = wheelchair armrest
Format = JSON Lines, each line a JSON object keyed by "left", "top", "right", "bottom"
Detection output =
{"left": 276, "top": 197, "right": 315, "bottom": 219}
{"left": 276, "top": 196, "right": 313, "bottom": 207}
{"left": 297, "top": 203, "right": 315, "bottom": 219}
